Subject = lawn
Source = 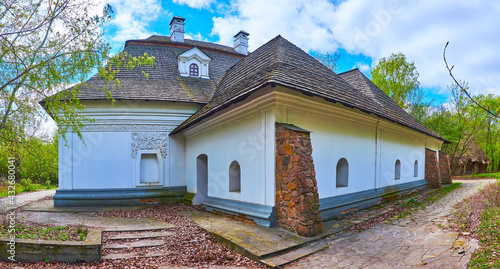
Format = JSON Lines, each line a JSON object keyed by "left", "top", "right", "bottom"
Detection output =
{"left": 455, "top": 172, "right": 500, "bottom": 180}
{"left": 0, "top": 178, "right": 56, "bottom": 197}
{"left": 0, "top": 222, "right": 87, "bottom": 241}
{"left": 453, "top": 180, "right": 500, "bottom": 268}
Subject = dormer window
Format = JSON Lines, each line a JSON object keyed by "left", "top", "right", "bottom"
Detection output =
{"left": 189, "top": 63, "right": 199, "bottom": 76}
{"left": 178, "top": 47, "right": 212, "bottom": 79}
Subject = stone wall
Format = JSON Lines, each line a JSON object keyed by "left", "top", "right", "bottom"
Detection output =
{"left": 0, "top": 229, "right": 101, "bottom": 262}
{"left": 439, "top": 151, "right": 452, "bottom": 184}
{"left": 275, "top": 124, "right": 322, "bottom": 237}
{"left": 425, "top": 148, "right": 441, "bottom": 188}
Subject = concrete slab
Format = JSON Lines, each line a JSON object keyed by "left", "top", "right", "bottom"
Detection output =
{"left": 181, "top": 211, "right": 357, "bottom": 263}
{"left": 18, "top": 211, "right": 175, "bottom": 231}
{"left": 23, "top": 199, "right": 147, "bottom": 212}
{"left": 261, "top": 238, "right": 332, "bottom": 268}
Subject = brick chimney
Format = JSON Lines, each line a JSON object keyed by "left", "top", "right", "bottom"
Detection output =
{"left": 234, "top": 30, "right": 249, "bottom": 55}
{"left": 170, "top": 16, "right": 185, "bottom": 42}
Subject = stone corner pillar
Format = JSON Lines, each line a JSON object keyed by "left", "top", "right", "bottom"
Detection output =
{"left": 425, "top": 148, "right": 442, "bottom": 188}
{"left": 275, "top": 124, "right": 322, "bottom": 237}
{"left": 439, "top": 151, "right": 452, "bottom": 184}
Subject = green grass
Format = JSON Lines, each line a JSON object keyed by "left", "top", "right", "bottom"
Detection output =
{"left": 466, "top": 180, "right": 500, "bottom": 268}
{"left": 395, "top": 183, "right": 462, "bottom": 219}
{"left": 0, "top": 179, "right": 57, "bottom": 197}
{"left": 0, "top": 223, "right": 87, "bottom": 241}
{"left": 460, "top": 172, "right": 500, "bottom": 179}
{"left": 468, "top": 206, "right": 500, "bottom": 268}
{"left": 427, "top": 182, "right": 462, "bottom": 203}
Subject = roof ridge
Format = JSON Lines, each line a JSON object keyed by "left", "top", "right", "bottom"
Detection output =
{"left": 337, "top": 68, "right": 360, "bottom": 75}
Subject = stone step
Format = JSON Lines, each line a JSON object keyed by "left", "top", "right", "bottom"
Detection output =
{"left": 103, "top": 239, "right": 164, "bottom": 249}
{"left": 102, "top": 250, "right": 167, "bottom": 260}
{"left": 103, "top": 224, "right": 174, "bottom": 232}
{"left": 260, "top": 234, "right": 344, "bottom": 268}
{"left": 108, "top": 231, "right": 173, "bottom": 240}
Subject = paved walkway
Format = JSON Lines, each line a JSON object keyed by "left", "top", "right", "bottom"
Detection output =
{"left": 287, "top": 180, "right": 495, "bottom": 269}
{"left": 0, "top": 189, "right": 55, "bottom": 213}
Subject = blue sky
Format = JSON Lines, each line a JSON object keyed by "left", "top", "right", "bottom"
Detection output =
{"left": 98, "top": 0, "right": 500, "bottom": 107}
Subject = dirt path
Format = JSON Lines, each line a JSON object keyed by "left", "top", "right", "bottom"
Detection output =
{"left": 287, "top": 179, "right": 495, "bottom": 269}
{"left": 0, "top": 189, "right": 55, "bottom": 213}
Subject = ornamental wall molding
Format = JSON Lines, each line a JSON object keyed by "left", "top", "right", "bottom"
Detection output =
{"left": 81, "top": 124, "right": 176, "bottom": 132}
{"left": 131, "top": 132, "right": 168, "bottom": 159}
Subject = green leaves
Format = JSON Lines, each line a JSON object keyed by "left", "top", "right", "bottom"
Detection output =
{"left": 0, "top": 0, "right": 154, "bottom": 145}
{"left": 370, "top": 52, "right": 420, "bottom": 109}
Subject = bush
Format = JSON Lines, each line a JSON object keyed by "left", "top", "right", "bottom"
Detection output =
{"left": 0, "top": 136, "right": 58, "bottom": 185}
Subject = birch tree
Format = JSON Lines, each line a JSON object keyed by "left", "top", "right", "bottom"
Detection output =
{"left": 0, "top": 0, "right": 154, "bottom": 144}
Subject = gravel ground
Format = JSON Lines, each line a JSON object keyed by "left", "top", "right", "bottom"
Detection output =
{"left": 0, "top": 202, "right": 266, "bottom": 268}
{"left": 450, "top": 180, "right": 500, "bottom": 240}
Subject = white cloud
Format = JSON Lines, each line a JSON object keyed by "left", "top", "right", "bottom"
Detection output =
{"left": 104, "top": 0, "right": 163, "bottom": 44}
{"left": 354, "top": 63, "right": 370, "bottom": 73}
{"left": 211, "top": 0, "right": 339, "bottom": 53}
{"left": 173, "top": 0, "right": 214, "bottom": 9}
{"left": 210, "top": 0, "right": 500, "bottom": 96}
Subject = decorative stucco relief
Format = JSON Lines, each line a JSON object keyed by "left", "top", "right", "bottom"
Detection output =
{"left": 81, "top": 124, "right": 176, "bottom": 132}
{"left": 131, "top": 132, "right": 168, "bottom": 159}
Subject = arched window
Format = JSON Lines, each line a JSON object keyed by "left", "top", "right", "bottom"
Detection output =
{"left": 336, "top": 158, "right": 349, "bottom": 187}
{"left": 194, "top": 154, "right": 208, "bottom": 205}
{"left": 189, "top": 63, "right": 199, "bottom": 77}
{"left": 395, "top": 160, "right": 401, "bottom": 180}
{"left": 229, "top": 161, "right": 241, "bottom": 192}
{"left": 414, "top": 160, "right": 418, "bottom": 177}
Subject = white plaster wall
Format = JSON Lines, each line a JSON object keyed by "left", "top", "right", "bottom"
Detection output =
{"left": 274, "top": 90, "right": 430, "bottom": 199}
{"left": 378, "top": 129, "right": 426, "bottom": 188}
{"left": 58, "top": 100, "right": 200, "bottom": 190}
{"left": 277, "top": 108, "right": 377, "bottom": 199}
{"left": 169, "top": 134, "right": 186, "bottom": 187}
{"left": 185, "top": 110, "right": 275, "bottom": 206}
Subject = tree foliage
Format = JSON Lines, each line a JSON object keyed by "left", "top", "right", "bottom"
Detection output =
{"left": 0, "top": 0, "right": 154, "bottom": 144}
{"left": 371, "top": 52, "right": 420, "bottom": 109}
{"left": 423, "top": 84, "right": 500, "bottom": 173}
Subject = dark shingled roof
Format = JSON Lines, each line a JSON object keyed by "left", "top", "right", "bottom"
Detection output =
{"left": 58, "top": 36, "right": 244, "bottom": 104}
{"left": 338, "top": 69, "right": 446, "bottom": 141}
{"left": 172, "top": 35, "right": 446, "bottom": 141}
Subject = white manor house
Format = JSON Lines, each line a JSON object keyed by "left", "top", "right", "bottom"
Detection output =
{"left": 45, "top": 16, "right": 451, "bottom": 237}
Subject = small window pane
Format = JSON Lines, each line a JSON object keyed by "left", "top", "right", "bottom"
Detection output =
{"left": 414, "top": 160, "right": 418, "bottom": 177}
{"left": 395, "top": 160, "right": 401, "bottom": 180}
{"left": 189, "top": 63, "right": 199, "bottom": 76}
{"left": 336, "top": 158, "right": 348, "bottom": 187}
{"left": 229, "top": 161, "right": 241, "bottom": 192}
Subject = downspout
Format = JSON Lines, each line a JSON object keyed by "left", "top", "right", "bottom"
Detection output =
{"left": 374, "top": 120, "right": 380, "bottom": 189}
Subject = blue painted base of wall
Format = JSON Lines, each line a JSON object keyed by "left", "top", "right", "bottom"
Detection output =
{"left": 53, "top": 187, "right": 187, "bottom": 207}
{"left": 320, "top": 179, "right": 428, "bottom": 221}
{"left": 203, "top": 197, "right": 276, "bottom": 227}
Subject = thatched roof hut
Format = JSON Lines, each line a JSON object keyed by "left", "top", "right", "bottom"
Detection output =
{"left": 453, "top": 139, "right": 490, "bottom": 175}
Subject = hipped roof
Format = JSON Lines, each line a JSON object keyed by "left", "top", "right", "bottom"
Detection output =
{"left": 172, "top": 35, "right": 446, "bottom": 141}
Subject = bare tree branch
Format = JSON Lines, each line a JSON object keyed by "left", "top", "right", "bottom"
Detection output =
{"left": 444, "top": 41, "right": 500, "bottom": 119}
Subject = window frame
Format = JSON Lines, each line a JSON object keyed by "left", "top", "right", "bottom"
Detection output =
{"left": 189, "top": 63, "right": 199, "bottom": 77}
{"left": 229, "top": 160, "right": 241, "bottom": 192}
{"left": 336, "top": 158, "right": 349, "bottom": 188}
{"left": 395, "top": 159, "right": 401, "bottom": 180}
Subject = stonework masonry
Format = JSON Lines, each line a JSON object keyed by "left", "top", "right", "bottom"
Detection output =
{"left": 275, "top": 124, "right": 323, "bottom": 237}
{"left": 425, "top": 148, "right": 441, "bottom": 188}
{"left": 439, "top": 151, "right": 452, "bottom": 184}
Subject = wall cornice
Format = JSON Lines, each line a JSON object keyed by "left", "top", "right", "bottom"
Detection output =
{"left": 81, "top": 124, "right": 176, "bottom": 132}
